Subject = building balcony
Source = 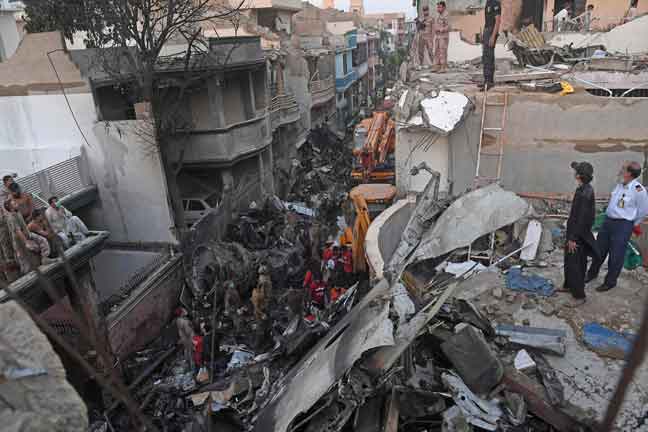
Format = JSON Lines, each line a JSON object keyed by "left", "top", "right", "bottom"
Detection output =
{"left": 179, "top": 114, "right": 272, "bottom": 167}
{"left": 311, "top": 77, "right": 335, "bottom": 107}
{"left": 269, "top": 91, "right": 301, "bottom": 130}
{"left": 333, "top": 31, "right": 358, "bottom": 51}
{"left": 336, "top": 70, "right": 358, "bottom": 92}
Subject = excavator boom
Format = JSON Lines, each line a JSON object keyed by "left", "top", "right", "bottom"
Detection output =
{"left": 352, "top": 112, "right": 396, "bottom": 184}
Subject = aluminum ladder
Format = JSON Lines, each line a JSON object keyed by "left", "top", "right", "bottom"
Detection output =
{"left": 469, "top": 90, "right": 509, "bottom": 264}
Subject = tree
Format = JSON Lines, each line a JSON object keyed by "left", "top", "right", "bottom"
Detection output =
{"left": 23, "top": 0, "right": 86, "bottom": 41}
{"left": 28, "top": 0, "right": 245, "bottom": 237}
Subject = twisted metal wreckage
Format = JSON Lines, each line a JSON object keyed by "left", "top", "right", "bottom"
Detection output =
{"left": 246, "top": 174, "right": 594, "bottom": 432}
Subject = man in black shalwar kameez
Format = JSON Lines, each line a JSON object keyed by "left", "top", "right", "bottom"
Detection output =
{"left": 563, "top": 161, "right": 599, "bottom": 307}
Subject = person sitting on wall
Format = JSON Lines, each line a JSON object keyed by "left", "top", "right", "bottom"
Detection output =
{"left": 0, "top": 199, "right": 19, "bottom": 283}
{"left": 45, "top": 196, "right": 89, "bottom": 248}
{"left": 28, "top": 208, "right": 64, "bottom": 256}
{"left": 1, "top": 175, "right": 14, "bottom": 206}
{"left": 4, "top": 200, "right": 55, "bottom": 274}
{"left": 8, "top": 182, "right": 35, "bottom": 223}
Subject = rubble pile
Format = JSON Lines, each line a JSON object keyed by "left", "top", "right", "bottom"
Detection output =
{"left": 95, "top": 170, "right": 626, "bottom": 431}
{"left": 287, "top": 126, "right": 352, "bottom": 226}
{"left": 98, "top": 193, "right": 359, "bottom": 431}
{"left": 247, "top": 183, "right": 598, "bottom": 432}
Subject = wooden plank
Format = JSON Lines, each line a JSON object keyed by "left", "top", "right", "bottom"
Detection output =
{"left": 502, "top": 368, "right": 585, "bottom": 432}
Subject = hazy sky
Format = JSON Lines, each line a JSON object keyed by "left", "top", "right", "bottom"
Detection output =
{"left": 307, "top": 0, "right": 417, "bottom": 18}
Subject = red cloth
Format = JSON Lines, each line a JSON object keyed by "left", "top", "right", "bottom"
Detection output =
{"left": 633, "top": 225, "right": 643, "bottom": 236}
{"left": 303, "top": 270, "right": 313, "bottom": 288}
{"left": 342, "top": 250, "right": 353, "bottom": 273}
{"left": 310, "top": 281, "right": 326, "bottom": 305}
{"left": 322, "top": 247, "right": 334, "bottom": 262}
{"left": 192, "top": 335, "right": 204, "bottom": 367}
{"left": 304, "top": 270, "right": 325, "bottom": 305}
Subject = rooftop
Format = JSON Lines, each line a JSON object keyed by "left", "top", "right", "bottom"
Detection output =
{"left": 0, "top": 32, "right": 88, "bottom": 96}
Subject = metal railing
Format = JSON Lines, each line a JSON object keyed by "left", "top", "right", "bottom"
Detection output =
{"left": 269, "top": 92, "right": 298, "bottom": 113}
{"left": 310, "top": 77, "right": 335, "bottom": 93}
{"left": 16, "top": 156, "right": 90, "bottom": 206}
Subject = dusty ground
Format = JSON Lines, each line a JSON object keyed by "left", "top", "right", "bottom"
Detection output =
{"left": 456, "top": 249, "right": 648, "bottom": 431}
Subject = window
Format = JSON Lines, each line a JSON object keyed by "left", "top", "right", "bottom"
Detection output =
{"left": 188, "top": 200, "right": 206, "bottom": 211}
{"left": 182, "top": 200, "right": 189, "bottom": 210}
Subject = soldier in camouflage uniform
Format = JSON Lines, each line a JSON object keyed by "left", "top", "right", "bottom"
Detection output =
{"left": 0, "top": 204, "right": 19, "bottom": 283}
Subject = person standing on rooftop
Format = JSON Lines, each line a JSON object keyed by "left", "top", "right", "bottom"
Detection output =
{"left": 480, "top": 0, "right": 501, "bottom": 91}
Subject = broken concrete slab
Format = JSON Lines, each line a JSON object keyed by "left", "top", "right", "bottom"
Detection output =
{"left": 441, "top": 325, "right": 503, "bottom": 395}
{"left": 0, "top": 302, "right": 88, "bottom": 432}
{"left": 408, "top": 184, "right": 533, "bottom": 266}
{"left": 419, "top": 91, "right": 473, "bottom": 135}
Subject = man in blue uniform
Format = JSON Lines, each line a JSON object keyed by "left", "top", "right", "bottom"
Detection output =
{"left": 480, "top": 0, "right": 501, "bottom": 90}
{"left": 586, "top": 161, "right": 648, "bottom": 292}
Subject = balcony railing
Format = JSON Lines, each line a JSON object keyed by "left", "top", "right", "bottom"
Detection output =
{"left": 311, "top": 77, "right": 335, "bottom": 106}
{"left": 336, "top": 70, "right": 358, "bottom": 92}
{"left": 182, "top": 115, "right": 271, "bottom": 165}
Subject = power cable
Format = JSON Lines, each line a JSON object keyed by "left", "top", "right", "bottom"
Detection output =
{"left": 47, "top": 49, "right": 93, "bottom": 148}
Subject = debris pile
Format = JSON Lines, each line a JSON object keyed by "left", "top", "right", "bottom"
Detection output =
{"left": 287, "top": 126, "right": 352, "bottom": 226}
{"left": 246, "top": 182, "right": 596, "bottom": 432}
{"left": 95, "top": 164, "right": 643, "bottom": 431}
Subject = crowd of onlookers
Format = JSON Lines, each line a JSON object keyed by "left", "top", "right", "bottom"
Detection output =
{"left": 0, "top": 175, "right": 89, "bottom": 283}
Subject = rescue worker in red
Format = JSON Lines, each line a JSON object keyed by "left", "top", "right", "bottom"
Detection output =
{"left": 342, "top": 244, "right": 354, "bottom": 286}
{"left": 304, "top": 267, "right": 327, "bottom": 309}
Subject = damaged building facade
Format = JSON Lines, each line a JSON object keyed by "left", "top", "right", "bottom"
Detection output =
{"left": 393, "top": 15, "right": 648, "bottom": 198}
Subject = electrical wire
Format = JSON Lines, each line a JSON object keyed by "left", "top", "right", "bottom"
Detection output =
{"left": 47, "top": 49, "right": 93, "bottom": 148}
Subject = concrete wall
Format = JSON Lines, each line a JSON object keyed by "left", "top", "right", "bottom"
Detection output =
{"left": 107, "top": 254, "right": 183, "bottom": 359}
{"left": 83, "top": 121, "right": 176, "bottom": 244}
{"left": 395, "top": 127, "right": 451, "bottom": 195}
{"left": 223, "top": 73, "right": 247, "bottom": 125}
{"left": 0, "top": 12, "right": 19, "bottom": 61}
{"left": 92, "top": 248, "right": 162, "bottom": 301}
{"left": 448, "top": 92, "right": 648, "bottom": 195}
{"left": 0, "top": 94, "right": 93, "bottom": 177}
{"left": 285, "top": 46, "right": 312, "bottom": 136}
{"left": 191, "top": 88, "right": 212, "bottom": 129}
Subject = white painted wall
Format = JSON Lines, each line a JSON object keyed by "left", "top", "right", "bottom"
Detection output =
{"left": 395, "top": 126, "right": 450, "bottom": 196}
{"left": 0, "top": 94, "right": 92, "bottom": 177}
{"left": 0, "top": 12, "right": 19, "bottom": 61}
{"left": 84, "top": 121, "right": 177, "bottom": 244}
